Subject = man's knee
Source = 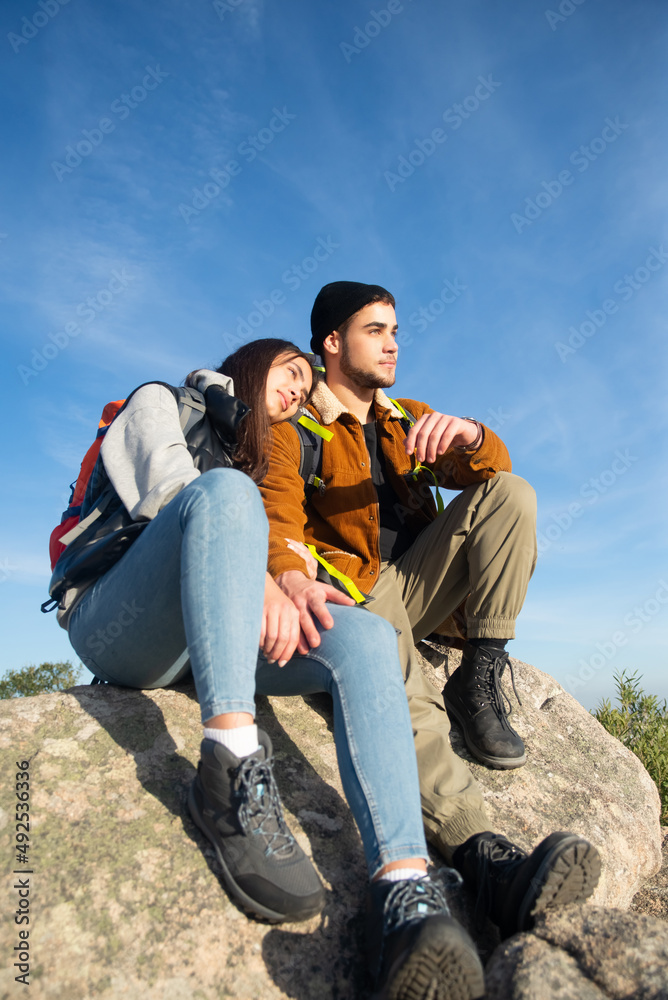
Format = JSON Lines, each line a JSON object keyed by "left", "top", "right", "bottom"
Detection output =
{"left": 491, "top": 471, "right": 537, "bottom": 518}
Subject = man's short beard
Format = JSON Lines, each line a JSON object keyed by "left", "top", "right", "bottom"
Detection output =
{"left": 339, "top": 336, "right": 396, "bottom": 389}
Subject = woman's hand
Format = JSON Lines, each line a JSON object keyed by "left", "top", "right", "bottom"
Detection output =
{"left": 285, "top": 537, "right": 318, "bottom": 580}
{"left": 274, "top": 570, "right": 355, "bottom": 651}
{"left": 260, "top": 573, "right": 301, "bottom": 667}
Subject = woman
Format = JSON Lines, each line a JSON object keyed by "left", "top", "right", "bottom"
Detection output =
{"left": 53, "top": 338, "right": 485, "bottom": 1000}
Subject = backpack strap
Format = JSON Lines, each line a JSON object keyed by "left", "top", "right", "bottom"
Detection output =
{"left": 174, "top": 385, "right": 207, "bottom": 436}
{"left": 292, "top": 410, "right": 332, "bottom": 501}
{"left": 388, "top": 398, "right": 416, "bottom": 433}
{"left": 304, "top": 545, "right": 367, "bottom": 604}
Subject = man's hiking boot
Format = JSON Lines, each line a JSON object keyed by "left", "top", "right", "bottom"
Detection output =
{"left": 188, "top": 730, "right": 325, "bottom": 923}
{"left": 443, "top": 641, "right": 526, "bottom": 769}
{"left": 453, "top": 831, "right": 601, "bottom": 939}
{"left": 366, "top": 875, "right": 485, "bottom": 1000}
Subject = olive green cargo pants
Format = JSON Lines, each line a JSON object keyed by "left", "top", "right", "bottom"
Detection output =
{"left": 367, "top": 472, "right": 537, "bottom": 860}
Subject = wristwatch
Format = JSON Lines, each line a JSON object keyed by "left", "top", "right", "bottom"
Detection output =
{"left": 455, "top": 417, "right": 483, "bottom": 452}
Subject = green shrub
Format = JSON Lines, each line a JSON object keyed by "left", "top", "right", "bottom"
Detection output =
{"left": 594, "top": 670, "right": 668, "bottom": 824}
{"left": 0, "top": 661, "right": 83, "bottom": 699}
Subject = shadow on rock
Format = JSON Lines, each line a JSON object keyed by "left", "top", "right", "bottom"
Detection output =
{"left": 262, "top": 902, "right": 368, "bottom": 1000}
{"left": 256, "top": 695, "right": 367, "bottom": 889}
{"left": 69, "top": 680, "right": 199, "bottom": 817}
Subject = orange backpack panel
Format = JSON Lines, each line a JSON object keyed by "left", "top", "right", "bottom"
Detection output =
{"left": 49, "top": 400, "right": 126, "bottom": 570}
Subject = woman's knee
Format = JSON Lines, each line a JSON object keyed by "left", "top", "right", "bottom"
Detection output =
{"left": 186, "top": 468, "right": 267, "bottom": 531}
{"left": 325, "top": 607, "right": 404, "bottom": 681}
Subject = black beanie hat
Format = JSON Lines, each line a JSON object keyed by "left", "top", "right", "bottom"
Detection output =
{"left": 310, "top": 281, "right": 394, "bottom": 355}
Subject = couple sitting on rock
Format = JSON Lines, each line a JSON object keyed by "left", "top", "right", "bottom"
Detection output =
{"left": 49, "top": 280, "right": 601, "bottom": 1000}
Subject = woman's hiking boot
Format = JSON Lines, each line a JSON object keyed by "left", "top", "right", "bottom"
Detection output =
{"left": 443, "top": 641, "right": 526, "bottom": 769}
{"left": 365, "top": 875, "right": 485, "bottom": 1000}
{"left": 188, "top": 730, "right": 325, "bottom": 923}
{"left": 453, "top": 831, "right": 601, "bottom": 938}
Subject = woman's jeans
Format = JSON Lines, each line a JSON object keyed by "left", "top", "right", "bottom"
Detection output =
{"left": 68, "top": 470, "right": 428, "bottom": 876}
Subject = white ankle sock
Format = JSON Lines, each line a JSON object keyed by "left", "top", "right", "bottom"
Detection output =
{"left": 204, "top": 724, "right": 260, "bottom": 758}
{"left": 379, "top": 867, "right": 426, "bottom": 883}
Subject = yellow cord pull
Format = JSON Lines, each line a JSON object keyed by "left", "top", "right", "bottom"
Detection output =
{"left": 411, "top": 462, "right": 445, "bottom": 515}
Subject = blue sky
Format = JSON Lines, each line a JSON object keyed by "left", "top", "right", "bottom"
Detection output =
{"left": 1, "top": 0, "right": 666, "bottom": 710}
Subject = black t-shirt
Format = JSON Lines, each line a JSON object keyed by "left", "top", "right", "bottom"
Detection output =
{"left": 363, "top": 422, "right": 415, "bottom": 562}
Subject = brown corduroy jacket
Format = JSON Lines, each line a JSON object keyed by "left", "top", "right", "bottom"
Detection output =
{"left": 261, "top": 380, "right": 512, "bottom": 595}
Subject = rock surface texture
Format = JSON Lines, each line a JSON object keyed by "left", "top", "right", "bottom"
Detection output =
{"left": 0, "top": 644, "right": 663, "bottom": 999}
{"left": 484, "top": 906, "right": 668, "bottom": 1000}
{"left": 632, "top": 828, "right": 668, "bottom": 921}
{"left": 418, "top": 642, "right": 663, "bottom": 911}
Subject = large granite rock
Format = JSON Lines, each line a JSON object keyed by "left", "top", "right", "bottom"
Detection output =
{"left": 632, "top": 827, "right": 668, "bottom": 921}
{"left": 418, "top": 641, "right": 662, "bottom": 910}
{"left": 0, "top": 645, "right": 662, "bottom": 999}
{"left": 0, "top": 684, "right": 371, "bottom": 1000}
{"left": 484, "top": 905, "right": 668, "bottom": 999}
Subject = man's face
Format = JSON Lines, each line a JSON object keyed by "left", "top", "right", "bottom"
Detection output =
{"left": 331, "top": 301, "right": 398, "bottom": 389}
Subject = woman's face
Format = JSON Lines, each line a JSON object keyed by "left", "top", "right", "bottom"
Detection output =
{"left": 265, "top": 353, "right": 313, "bottom": 424}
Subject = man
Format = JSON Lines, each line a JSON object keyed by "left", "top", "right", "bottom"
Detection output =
{"left": 259, "top": 281, "right": 600, "bottom": 950}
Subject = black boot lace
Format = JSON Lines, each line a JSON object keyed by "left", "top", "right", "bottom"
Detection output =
{"left": 382, "top": 876, "right": 450, "bottom": 937}
{"left": 234, "top": 754, "right": 295, "bottom": 859}
{"left": 474, "top": 652, "right": 522, "bottom": 722}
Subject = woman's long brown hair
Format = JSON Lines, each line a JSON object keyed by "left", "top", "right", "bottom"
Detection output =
{"left": 217, "top": 338, "right": 315, "bottom": 483}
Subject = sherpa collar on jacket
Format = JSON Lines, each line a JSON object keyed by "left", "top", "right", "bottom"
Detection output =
{"left": 310, "top": 379, "right": 404, "bottom": 425}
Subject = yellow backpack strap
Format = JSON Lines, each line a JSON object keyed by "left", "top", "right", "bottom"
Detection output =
{"left": 305, "top": 544, "right": 367, "bottom": 604}
{"left": 389, "top": 399, "right": 446, "bottom": 515}
{"left": 388, "top": 398, "right": 413, "bottom": 425}
{"left": 297, "top": 414, "right": 333, "bottom": 442}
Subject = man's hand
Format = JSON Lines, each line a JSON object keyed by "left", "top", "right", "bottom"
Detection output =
{"left": 275, "top": 570, "right": 355, "bottom": 652}
{"left": 260, "top": 573, "right": 301, "bottom": 667}
{"left": 404, "top": 412, "right": 478, "bottom": 463}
